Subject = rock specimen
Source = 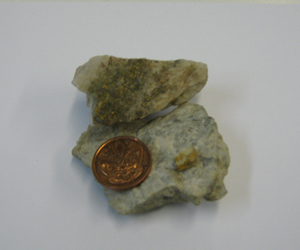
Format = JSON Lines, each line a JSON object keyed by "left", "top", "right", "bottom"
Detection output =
{"left": 72, "top": 103, "right": 230, "bottom": 215}
{"left": 72, "top": 55, "right": 208, "bottom": 125}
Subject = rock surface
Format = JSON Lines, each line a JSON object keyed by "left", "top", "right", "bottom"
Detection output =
{"left": 72, "top": 55, "right": 208, "bottom": 125}
{"left": 72, "top": 103, "right": 230, "bottom": 215}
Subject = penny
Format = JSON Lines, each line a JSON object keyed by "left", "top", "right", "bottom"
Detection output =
{"left": 92, "top": 136, "right": 152, "bottom": 191}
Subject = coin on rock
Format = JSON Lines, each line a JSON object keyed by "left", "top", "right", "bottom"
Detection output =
{"left": 92, "top": 136, "right": 152, "bottom": 191}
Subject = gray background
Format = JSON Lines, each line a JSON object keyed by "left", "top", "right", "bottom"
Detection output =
{"left": 1, "top": 3, "right": 300, "bottom": 250}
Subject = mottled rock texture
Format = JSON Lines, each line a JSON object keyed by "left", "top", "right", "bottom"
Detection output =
{"left": 72, "top": 103, "right": 230, "bottom": 215}
{"left": 72, "top": 55, "right": 208, "bottom": 126}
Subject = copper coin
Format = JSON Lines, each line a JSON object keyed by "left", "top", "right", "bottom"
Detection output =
{"left": 92, "top": 136, "right": 152, "bottom": 191}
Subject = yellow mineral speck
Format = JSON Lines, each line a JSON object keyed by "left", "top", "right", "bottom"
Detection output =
{"left": 175, "top": 146, "right": 198, "bottom": 171}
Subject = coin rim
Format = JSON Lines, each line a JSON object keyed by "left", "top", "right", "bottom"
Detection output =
{"left": 92, "top": 136, "right": 152, "bottom": 191}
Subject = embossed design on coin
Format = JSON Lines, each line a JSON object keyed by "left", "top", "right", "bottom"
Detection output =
{"left": 92, "top": 136, "right": 152, "bottom": 191}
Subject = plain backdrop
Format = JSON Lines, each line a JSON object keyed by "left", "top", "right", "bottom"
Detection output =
{"left": 1, "top": 3, "right": 300, "bottom": 250}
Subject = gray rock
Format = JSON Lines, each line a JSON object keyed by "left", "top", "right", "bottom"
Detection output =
{"left": 72, "top": 103, "right": 230, "bottom": 214}
{"left": 72, "top": 55, "right": 208, "bottom": 126}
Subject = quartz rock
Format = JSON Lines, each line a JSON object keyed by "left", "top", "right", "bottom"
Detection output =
{"left": 72, "top": 55, "right": 208, "bottom": 126}
{"left": 72, "top": 102, "right": 230, "bottom": 215}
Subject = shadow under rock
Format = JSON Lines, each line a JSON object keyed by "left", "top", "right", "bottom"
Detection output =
{"left": 144, "top": 92, "right": 202, "bottom": 120}
{"left": 52, "top": 92, "right": 109, "bottom": 214}
{"left": 201, "top": 83, "right": 252, "bottom": 215}
{"left": 71, "top": 156, "right": 111, "bottom": 217}
{"left": 144, "top": 106, "right": 176, "bottom": 120}
{"left": 52, "top": 142, "right": 91, "bottom": 208}
{"left": 104, "top": 197, "right": 218, "bottom": 228}
{"left": 158, "top": 198, "right": 218, "bottom": 224}
{"left": 189, "top": 91, "right": 202, "bottom": 105}
{"left": 87, "top": 170, "right": 112, "bottom": 218}
{"left": 67, "top": 93, "right": 113, "bottom": 218}
{"left": 67, "top": 93, "right": 90, "bottom": 134}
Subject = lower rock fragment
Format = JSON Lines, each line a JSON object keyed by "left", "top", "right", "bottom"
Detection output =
{"left": 72, "top": 103, "right": 230, "bottom": 214}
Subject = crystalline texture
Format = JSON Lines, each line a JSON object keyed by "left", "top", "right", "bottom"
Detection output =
{"left": 72, "top": 55, "right": 208, "bottom": 126}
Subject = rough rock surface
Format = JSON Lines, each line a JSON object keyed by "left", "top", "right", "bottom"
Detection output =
{"left": 72, "top": 103, "right": 230, "bottom": 215}
{"left": 72, "top": 55, "right": 208, "bottom": 125}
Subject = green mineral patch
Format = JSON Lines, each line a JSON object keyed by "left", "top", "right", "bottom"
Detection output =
{"left": 75, "top": 56, "right": 208, "bottom": 126}
{"left": 141, "top": 85, "right": 168, "bottom": 107}
{"left": 87, "top": 58, "right": 153, "bottom": 125}
{"left": 86, "top": 58, "right": 177, "bottom": 125}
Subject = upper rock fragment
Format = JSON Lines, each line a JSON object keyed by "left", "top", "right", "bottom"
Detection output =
{"left": 72, "top": 55, "right": 208, "bottom": 125}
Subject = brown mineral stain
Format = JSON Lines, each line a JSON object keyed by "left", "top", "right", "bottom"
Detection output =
{"left": 175, "top": 147, "right": 198, "bottom": 171}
